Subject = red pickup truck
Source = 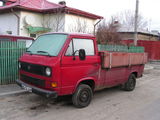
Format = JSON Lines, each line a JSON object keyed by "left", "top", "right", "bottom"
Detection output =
{"left": 16, "top": 33, "right": 147, "bottom": 108}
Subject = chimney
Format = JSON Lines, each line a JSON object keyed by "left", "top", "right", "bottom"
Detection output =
{"left": 58, "top": 1, "right": 66, "bottom": 6}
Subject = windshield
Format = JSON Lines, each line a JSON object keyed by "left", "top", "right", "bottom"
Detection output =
{"left": 27, "top": 34, "right": 68, "bottom": 56}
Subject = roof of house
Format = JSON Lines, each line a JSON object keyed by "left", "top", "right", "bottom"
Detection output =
{"left": 0, "top": 0, "right": 103, "bottom": 19}
{"left": 118, "top": 27, "right": 159, "bottom": 37}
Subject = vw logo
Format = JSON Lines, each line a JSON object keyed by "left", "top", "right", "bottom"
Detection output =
{"left": 27, "top": 65, "right": 31, "bottom": 70}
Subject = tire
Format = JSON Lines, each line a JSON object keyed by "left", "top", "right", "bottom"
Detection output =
{"left": 72, "top": 84, "right": 93, "bottom": 108}
{"left": 120, "top": 74, "right": 136, "bottom": 91}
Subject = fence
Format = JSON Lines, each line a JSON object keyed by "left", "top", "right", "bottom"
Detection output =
{"left": 98, "top": 44, "right": 144, "bottom": 53}
{"left": 122, "top": 40, "right": 160, "bottom": 61}
{"left": 0, "top": 41, "right": 26, "bottom": 85}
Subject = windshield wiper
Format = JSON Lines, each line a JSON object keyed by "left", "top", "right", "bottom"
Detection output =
{"left": 26, "top": 50, "right": 32, "bottom": 54}
{"left": 37, "top": 51, "right": 51, "bottom": 56}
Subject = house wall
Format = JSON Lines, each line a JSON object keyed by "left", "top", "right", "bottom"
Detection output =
{"left": 20, "top": 11, "right": 44, "bottom": 37}
{"left": 43, "top": 13, "right": 65, "bottom": 32}
{"left": 20, "top": 11, "right": 65, "bottom": 37}
{"left": 138, "top": 34, "right": 159, "bottom": 41}
{"left": 6, "top": 11, "right": 96, "bottom": 36}
{"left": 64, "top": 14, "right": 96, "bottom": 34}
{"left": 0, "top": 12, "right": 19, "bottom": 35}
{"left": 120, "top": 33, "right": 134, "bottom": 40}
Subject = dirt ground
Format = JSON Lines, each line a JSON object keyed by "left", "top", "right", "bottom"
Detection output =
{"left": 0, "top": 63, "right": 160, "bottom": 120}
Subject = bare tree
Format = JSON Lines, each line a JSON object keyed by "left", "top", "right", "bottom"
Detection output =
{"left": 69, "top": 17, "right": 88, "bottom": 33}
{"left": 42, "top": 9, "right": 65, "bottom": 32}
{"left": 114, "top": 10, "right": 148, "bottom": 31}
{"left": 96, "top": 18, "right": 122, "bottom": 44}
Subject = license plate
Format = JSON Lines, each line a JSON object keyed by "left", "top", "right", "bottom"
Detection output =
{"left": 21, "top": 84, "right": 32, "bottom": 92}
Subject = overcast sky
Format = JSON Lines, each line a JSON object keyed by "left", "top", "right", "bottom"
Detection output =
{"left": 49, "top": 0, "right": 160, "bottom": 31}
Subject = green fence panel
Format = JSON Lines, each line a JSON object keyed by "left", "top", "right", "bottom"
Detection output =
{"left": 0, "top": 41, "right": 26, "bottom": 85}
{"left": 128, "top": 46, "right": 144, "bottom": 53}
{"left": 98, "top": 44, "right": 144, "bottom": 53}
{"left": 98, "top": 44, "right": 128, "bottom": 52}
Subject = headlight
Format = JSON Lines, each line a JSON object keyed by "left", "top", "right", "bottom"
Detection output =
{"left": 18, "top": 62, "right": 21, "bottom": 69}
{"left": 45, "top": 67, "right": 51, "bottom": 76}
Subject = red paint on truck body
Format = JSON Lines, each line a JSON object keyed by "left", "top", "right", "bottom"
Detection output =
{"left": 18, "top": 33, "right": 145, "bottom": 96}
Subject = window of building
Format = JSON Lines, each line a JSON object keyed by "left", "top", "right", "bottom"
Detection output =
{"left": 6, "top": 31, "right": 12, "bottom": 34}
{"left": 30, "top": 34, "right": 37, "bottom": 38}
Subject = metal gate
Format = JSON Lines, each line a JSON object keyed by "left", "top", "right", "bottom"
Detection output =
{"left": 0, "top": 41, "right": 26, "bottom": 85}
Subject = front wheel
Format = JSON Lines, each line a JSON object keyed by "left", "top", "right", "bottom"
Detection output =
{"left": 72, "top": 84, "right": 93, "bottom": 108}
{"left": 120, "top": 74, "right": 136, "bottom": 91}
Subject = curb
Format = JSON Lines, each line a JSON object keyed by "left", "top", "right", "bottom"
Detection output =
{"left": 0, "top": 90, "right": 28, "bottom": 97}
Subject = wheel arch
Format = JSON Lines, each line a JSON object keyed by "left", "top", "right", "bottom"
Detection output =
{"left": 73, "top": 77, "right": 96, "bottom": 93}
{"left": 131, "top": 71, "right": 138, "bottom": 78}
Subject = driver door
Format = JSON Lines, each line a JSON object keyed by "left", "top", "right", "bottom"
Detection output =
{"left": 60, "top": 37, "right": 100, "bottom": 95}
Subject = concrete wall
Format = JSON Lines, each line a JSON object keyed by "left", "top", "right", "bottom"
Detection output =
{"left": 65, "top": 14, "right": 96, "bottom": 34}
{"left": 0, "top": 12, "right": 19, "bottom": 35}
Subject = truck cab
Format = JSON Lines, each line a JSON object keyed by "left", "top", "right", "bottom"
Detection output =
{"left": 16, "top": 32, "right": 146, "bottom": 108}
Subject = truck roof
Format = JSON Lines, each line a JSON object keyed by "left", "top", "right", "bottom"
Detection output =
{"left": 42, "top": 32, "right": 95, "bottom": 38}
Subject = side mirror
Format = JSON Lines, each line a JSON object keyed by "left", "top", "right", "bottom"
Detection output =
{"left": 79, "top": 49, "right": 86, "bottom": 60}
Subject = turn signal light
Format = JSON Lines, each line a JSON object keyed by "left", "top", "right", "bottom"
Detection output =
{"left": 51, "top": 82, "right": 57, "bottom": 88}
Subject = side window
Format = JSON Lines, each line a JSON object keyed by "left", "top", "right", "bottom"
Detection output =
{"left": 65, "top": 42, "right": 73, "bottom": 56}
{"left": 65, "top": 38, "right": 95, "bottom": 56}
{"left": 73, "top": 38, "right": 95, "bottom": 56}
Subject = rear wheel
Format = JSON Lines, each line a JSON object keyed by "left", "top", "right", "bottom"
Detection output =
{"left": 121, "top": 74, "right": 136, "bottom": 91}
{"left": 72, "top": 84, "right": 93, "bottom": 108}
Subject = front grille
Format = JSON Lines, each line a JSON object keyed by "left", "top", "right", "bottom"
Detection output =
{"left": 20, "top": 74, "right": 45, "bottom": 88}
{"left": 20, "top": 62, "right": 45, "bottom": 76}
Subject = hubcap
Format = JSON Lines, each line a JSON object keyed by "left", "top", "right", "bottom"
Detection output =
{"left": 80, "top": 90, "right": 89, "bottom": 102}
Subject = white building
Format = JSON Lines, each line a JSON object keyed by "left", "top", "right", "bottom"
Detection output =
{"left": 0, "top": 0, "right": 103, "bottom": 37}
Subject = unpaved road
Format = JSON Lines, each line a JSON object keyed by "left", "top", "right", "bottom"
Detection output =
{"left": 0, "top": 64, "right": 160, "bottom": 120}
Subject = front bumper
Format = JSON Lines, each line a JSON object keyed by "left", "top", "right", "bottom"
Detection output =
{"left": 16, "top": 79, "right": 58, "bottom": 98}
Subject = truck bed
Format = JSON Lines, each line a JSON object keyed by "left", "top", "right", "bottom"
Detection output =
{"left": 99, "top": 51, "right": 148, "bottom": 68}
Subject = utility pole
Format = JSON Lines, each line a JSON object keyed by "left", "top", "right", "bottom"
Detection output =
{"left": 134, "top": 0, "right": 139, "bottom": 46}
